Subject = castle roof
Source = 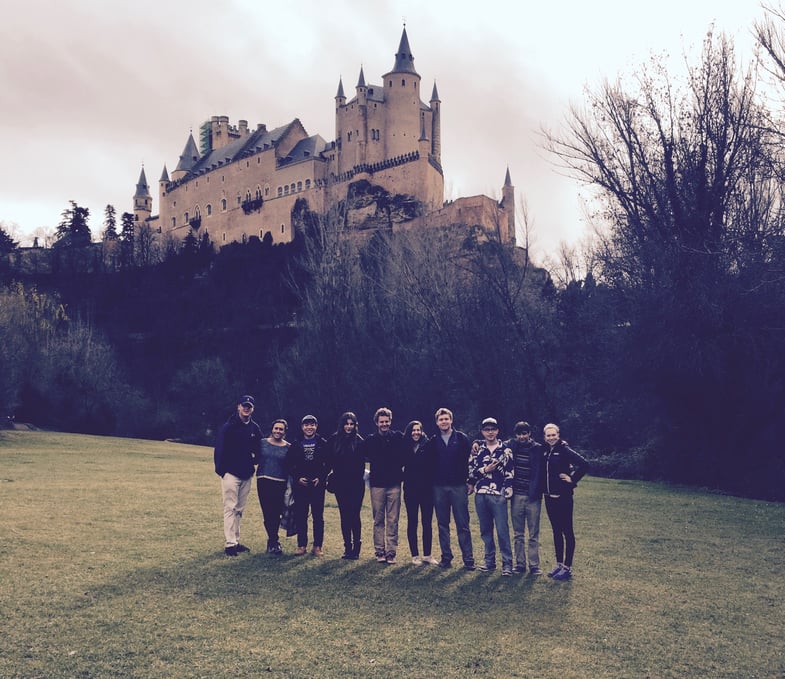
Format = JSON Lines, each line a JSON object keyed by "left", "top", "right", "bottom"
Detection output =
{"left": 136, "top": 167, "right": 150, "bottom": 196}
{"left": 336, "top": 77, "right": 345, "bottom": 99}
{"left": 357, "top": 66, "right": 366, "bottom": 88}
{"left": 178, "top": 120, "right": 326, "bottom": 179}
{"left": 175, "top": 133, "right": 200, "bottom": 174}
{"left": 160, "top": 165, "right": 170, "bottom": 182}
{"left": 431, "top": 81, "right": 440, "bottom": 102}
{"left": 387, "top": 27, "right": 419, "bottom": 76}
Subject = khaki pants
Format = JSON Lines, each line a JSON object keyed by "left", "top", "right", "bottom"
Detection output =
{"left": 221, "top": 472, "right": 252, "bottom": 547}
{"left": 370, "top": 485, "right": 401, "bottom": 557}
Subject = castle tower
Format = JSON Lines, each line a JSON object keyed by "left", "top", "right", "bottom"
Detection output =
{"left": 133, "top": 167, "right": 152, "bottom": 224}
{"left": 355, "top": 66, "right": 369, "bottom": 166}
{"left": 501, "top": 167, "right": 516, "bottom": 245}
{"left": 382, "top": 27, "right": 422, "bottom": 158}
{"left": 430, "top": 81, "right": 441, "bottom": 166}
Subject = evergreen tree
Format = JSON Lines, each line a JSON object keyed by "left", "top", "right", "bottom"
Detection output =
{"left": 119, "top": 212, "right": 135, "bottom": 266}
{"left": 54, "top": 200, "right": 91, "bottom": 248}
{"left": 102, "top": 204, "right": 118, "bottom": 241}
{"left": 0, "top": 223, "right": 18, "bottom": 253}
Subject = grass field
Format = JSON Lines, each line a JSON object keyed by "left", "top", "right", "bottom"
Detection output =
{"left": 0, "top": 431, "right": 783, "bottom": 678}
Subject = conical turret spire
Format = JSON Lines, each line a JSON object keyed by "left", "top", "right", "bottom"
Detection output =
{"left": 136, "top": 167, "right": 150, "bottom": 196}
{"left": 390, "top": 27, "right": 418, "bottom": 75}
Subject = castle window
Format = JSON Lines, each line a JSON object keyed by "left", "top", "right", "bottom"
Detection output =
{"left": 255, "top": 187, "right": 262, "bottom": 200}
{"left": 195, "top": 206, "right": 201, "bottom": 218}
{"left": 290, "top": 183, "right": 295, "bottom": 193}
{"left": 402, "top": 79, "right": 405, "bottom": 87}
{"left": 281, "top": 224, "right": 285, "bottom": 234}
{"left": 259, "top": 229, "right": 263, "bottom": 238}
{"left": 265, "top": 186, "right": 270, "bottom": 196}
{"left": 237, "top": 195, "right": 242, "bottom": 206}
{"left": 246, "top": 161, "right": 250, "bottom": 168}
{"left": 207, "top": 204, "right": 212, "bottom": 216}
{"left": 277, "top": 187, "right": 283, "bottom": 197}
{"left": 297, "top": 181, "right": 302, "bottom": 192}
{"left": 284, "top": 185, "right": 289, "bottom": 195}
{"left": 184, "top": 211, "right": 189, "bottom": 223}
{"left": 221, "top": 198, "right": 227, "bottom": 211}
{"left": 171, "top": 217, "right": 176, "bottom": 228}
{"left": 347, "top": 131, "right": 352, "bottom": 142}
{"left": 305, "top": 179, "right": 311, "bottom": 189}
{"left": 222, "top": 233, "right": 227, "bottom": 242}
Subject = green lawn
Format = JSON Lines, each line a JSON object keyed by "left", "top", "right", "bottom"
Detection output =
{"left": 0, "top": 431, "right": 783, "bottom": 678}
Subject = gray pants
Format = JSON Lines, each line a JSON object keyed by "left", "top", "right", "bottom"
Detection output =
{"left": 433, "top": 485, "right": 474, "bottom": 566}
{"left": 509, "top": 494, "right": 541, "bottom": 569}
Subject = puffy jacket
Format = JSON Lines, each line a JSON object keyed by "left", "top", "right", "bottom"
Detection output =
{"left": 543, "top": 439, "right": 589, "bottom": 497}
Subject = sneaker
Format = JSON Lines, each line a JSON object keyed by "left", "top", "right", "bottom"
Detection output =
{"left": 411, "top": 556, "right": 422, "bottom": 565}
{"left": 422, "top": 555, "right": 438, "bottom": 565}
{"left": 463, "top": 562, "right": 476, "bottom": 572}
{"left": 224, "top": 545, "right": 238, "bottom": 557}
{"left": 547, "top": 564, "right": 564, "bottom": 578}
{"left": 513, "top": 564, "right": 526, "bottom": 574}
{"left": 235, "top": 544, "right": 250, "bottom": 553}
{"left": 529, "top": 567, "right": 543, "bottom": 576}
{"left": 311, "top": 546, "right": 324, "bottom": 557}
{"left": 436, "top": 559, "right": 452, "bottom": 569}
{"left": 502, "top": 569, "right": 513, "bottom": 577}
{"left": 294, "top": 546, "right": 307, "bottom": 556}
{"left": 376, "top": 553, "right": 387, "bottom": 563}
{"left": 386, "top": 553, "right": 397, "bottom": 564}
{"left": 552, "top": 566, "right": 572, "bottom": 581}
{"left": 478, "top": 564, "right": 496, "bottom": 572}
{"left": 267, "top": 543, "right": 282, "bottom": 555}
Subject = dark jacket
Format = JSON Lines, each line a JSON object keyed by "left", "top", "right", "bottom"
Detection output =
{"left": 403, "top": 435, "right": 433, "bottom": 493}
{"left": 213, "top": 413, "right": 262, "bottom": 480}
{"left": 504, "top": 438, "right": 545, "bottom": 500}
{"left": 543, "top": 439, "right": 589, "bottom": 497}
{"left": 286, "top": 436, "right": 329, "bottom": 485}
{"left": 326, "top": 431, "right": 366, "bottom": 489}
{"left": 362, "top": 430, "right": 407, "bottom": 488}
{"left": 426, "top": 429, "right": 472, "bottom": 486}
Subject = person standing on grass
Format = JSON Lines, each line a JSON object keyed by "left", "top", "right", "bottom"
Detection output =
{"left": 468, "top": 418, "right": 514, "bottom": 576}
{"left": 256, "top": 419, "right": 291, "bottom": 555}
{"left": 542, "top": 423, "right": 589, "bottom": 580}
{"left": 506, "top": 421, "right": 545, "bottom": 575}
{"left": 403, "top": 420, "right": 437, "bottom": 565}
{"left": 286, "top": 415, "right": 329, "bottom": 556}
{"left": 426, "top": 407, "right": 476, "bottom": 571}
{"left": 214, "top": 395, "right": 262, "bottom": 556}
{"left": 325, "top": 412, "right": 366, "bottom": 560}
{"left": 362, "top": 407, "right": 407, "bottom": 564}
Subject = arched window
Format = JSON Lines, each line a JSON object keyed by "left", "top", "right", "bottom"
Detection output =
{"left": 277, "top": 187, "right": 283, "bottom": 197}
{"left": 305, "top": 179, "right": 311, "bottom": 189}
{"left": 245, "top": 190, "right": 251, "bottom": 202}
{"left": 221, "top": 198, "right": 227, "bottom": 211}
{"left": 255, "top": 187, "right": 262, "bottom": 200}
{"left": 290, "top": 183, "right": 295, "bottom": 193}
{"left": 297, "top": 181, "right": 302, "bottom": 192}
{"left": 206, "top": 204, "right": 212, "bottom": 216}
{"left": 280, "top": 224, "right": 285, "bottom": 234}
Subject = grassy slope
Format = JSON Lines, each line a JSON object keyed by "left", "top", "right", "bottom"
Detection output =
{"left": 0, "top": 431, "right": 783, "bottom": 678}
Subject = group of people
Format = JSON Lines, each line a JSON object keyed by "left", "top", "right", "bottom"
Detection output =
{"left": 213, "top": 396, "right": 589, "bottom": 580}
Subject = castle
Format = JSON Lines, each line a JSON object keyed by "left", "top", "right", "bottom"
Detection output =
{"left": 133, "top": 27, "right": 515, "bottom": 248}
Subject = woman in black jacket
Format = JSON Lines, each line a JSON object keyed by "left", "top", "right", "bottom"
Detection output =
{"left": 403, "top": 420, "right": 436, "bottom": 565}
{"left": 325, "top": 412, "right": 365, "bottom": 559}
{"left": 542, "top": 423, "right": 589, "bottom": 580}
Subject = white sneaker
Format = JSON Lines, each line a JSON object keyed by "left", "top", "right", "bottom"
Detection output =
{"left": 422, "top": 555, "right": 438, "bottom": 565}
{"left": 412, "top": 556, "right": 422, "bottom": 565}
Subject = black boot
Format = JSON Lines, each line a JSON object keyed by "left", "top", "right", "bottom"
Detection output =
{"left": 341, "top": 543, "right": 353, "bottom": 559}
{"left": 349, "top": 541, "right": 361, "bottom": 560}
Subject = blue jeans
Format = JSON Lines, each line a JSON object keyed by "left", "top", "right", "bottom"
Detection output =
{"left": 433, "top": 485, "right": 474, "bottom": 566}
{"left": 509, "top": 494, "right": 542, "bottom": 569}
{"left": 474, "top": 493, "right": 512, "bottom": 570}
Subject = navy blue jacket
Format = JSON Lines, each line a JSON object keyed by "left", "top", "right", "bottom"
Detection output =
{"left": 362, "top": 431, "right": 407, "bottom": 488}
{"left": 426, "top": 429, "right": 472, "bottom": 486}
{"left": 214, "top": 413, "right": 262, "bottom": 480}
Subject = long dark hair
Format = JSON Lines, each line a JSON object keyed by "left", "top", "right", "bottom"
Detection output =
{"left": 404, "top": 420, "right": 427, "bottom": 449}
{"left": 335, "top": 411, "right": 359, "bottom": 437}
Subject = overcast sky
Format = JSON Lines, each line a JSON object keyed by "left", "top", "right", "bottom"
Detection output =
{"left": 0, "top": 0, "right": 768, "bottom": 257}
